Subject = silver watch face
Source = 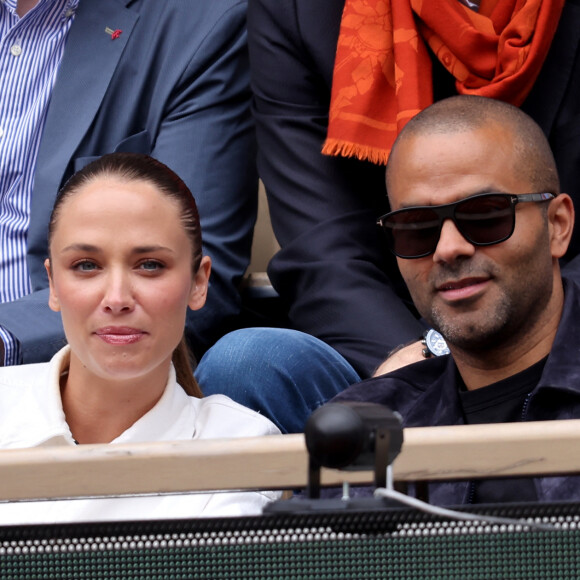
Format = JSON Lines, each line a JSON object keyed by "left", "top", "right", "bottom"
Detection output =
{"left": 425, "top": 329, "right": 450, "bottom": 357}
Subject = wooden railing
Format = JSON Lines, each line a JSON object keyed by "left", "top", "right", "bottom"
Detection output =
{"left": 1, "top": 419, "right": 579, "bottom": 501}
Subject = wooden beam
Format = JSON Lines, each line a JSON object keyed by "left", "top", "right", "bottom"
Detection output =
{"left": 0, "top": 420, "right": 579, "bottom": 501}
{"left": 394, "top": 419, "right": 580, "bottom": 481}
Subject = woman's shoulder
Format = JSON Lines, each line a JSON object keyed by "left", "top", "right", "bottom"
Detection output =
{"left": 192, "top": 394, "right": 281, "bottom": 439}
{"left": 0, "top": 346, "right": 68, "bottom": 390}
{"left": 0, "top": 347, "right": 68, "bottom": 418}
{"left": 0, "top": 359, "right": 63, "bottom": 448}
{"left": 0, "top": 363, "right": 48, "bottom": 427}
{"left": 0, "top": 361, "right": 52, "bottom": 392}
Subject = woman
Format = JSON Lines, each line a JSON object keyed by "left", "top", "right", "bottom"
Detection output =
{"left": 0, "top": 153, "right": 280, "bottom": 523}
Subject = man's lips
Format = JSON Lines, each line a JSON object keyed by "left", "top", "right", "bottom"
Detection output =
{"left": 94, "top": 327, "right": 147, "bottom": 345}
{"left": 436, "top": 277, "right": 490, "bottom": 301}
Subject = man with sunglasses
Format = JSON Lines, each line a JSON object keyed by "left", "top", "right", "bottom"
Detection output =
{"left": 332, "top": 95, "right": 580, "bottom": 504}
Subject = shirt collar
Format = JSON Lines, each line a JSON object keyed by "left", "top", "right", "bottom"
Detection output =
{"left": 1, "top": 0, "right": 80, "bottom": 17}
{"left": 109, "top": 365, "right": 198, "bottom": 444}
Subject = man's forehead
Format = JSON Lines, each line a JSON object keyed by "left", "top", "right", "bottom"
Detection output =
{"left": 386, "top": 128, "right": 526, "bottom": 207}
{"left": 393, "top": 122, "right": 508, "bottom": 158}
{"left": 393, "top": 119, "right": 517, "bottom": 161}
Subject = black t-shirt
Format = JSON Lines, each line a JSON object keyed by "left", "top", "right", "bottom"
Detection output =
{"left": 457, "top": 357, "right": 548, "bottom": 503}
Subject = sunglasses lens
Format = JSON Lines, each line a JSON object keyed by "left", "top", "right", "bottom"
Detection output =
{"left": 456, "top": 195, "right": 514, "bottom": 245}
{"left": 383, "top": 208, "right": 441, "bottom": 258}
{"left": 381, "top": 194, "right": 516, "bottom": 258}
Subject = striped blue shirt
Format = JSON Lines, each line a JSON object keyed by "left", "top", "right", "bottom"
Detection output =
{"left": 0, "top": 0, "right": 77, "bottom": 363}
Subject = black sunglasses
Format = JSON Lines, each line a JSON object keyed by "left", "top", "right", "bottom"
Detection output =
{"left": 377, "top": 192, "right": 555, "bottom": 259}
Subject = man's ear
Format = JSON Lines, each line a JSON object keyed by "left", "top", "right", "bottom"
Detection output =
{"left": 45, "top": 258, "right": 61, "bottom": 312}
{"left": 549, "top": 194, "right": 575, "bottom": 259}
{"left": 188, "top": 256, "right": 211, "bottom": 311}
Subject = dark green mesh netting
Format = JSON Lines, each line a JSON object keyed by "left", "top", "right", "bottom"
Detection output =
{"left": 1, "top": 501, "right": 579, "bottom": 579}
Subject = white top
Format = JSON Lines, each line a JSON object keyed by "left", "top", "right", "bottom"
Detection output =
{"left": 0, "top": 346, "right": 281, "bottom": 524}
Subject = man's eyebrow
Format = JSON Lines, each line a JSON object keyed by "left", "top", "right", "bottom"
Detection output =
{"left": 393, "top": 187, "right": 506, "bottom": 209}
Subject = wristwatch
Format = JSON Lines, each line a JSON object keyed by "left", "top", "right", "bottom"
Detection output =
{"left": 421, "top": 329, "right": 450, "bottom": 358}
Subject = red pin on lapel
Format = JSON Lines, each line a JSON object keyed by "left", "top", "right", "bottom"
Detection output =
{"left": 105, "top": 27, "right": 122, "bottom": 40}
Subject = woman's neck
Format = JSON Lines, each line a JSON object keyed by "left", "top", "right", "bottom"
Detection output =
{"left": 60, "top": 356, "right": 171, "bottom": 444}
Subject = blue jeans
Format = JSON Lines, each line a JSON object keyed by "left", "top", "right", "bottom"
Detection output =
{"left": 195, "top": 328, "right": 361, "bottom": 433}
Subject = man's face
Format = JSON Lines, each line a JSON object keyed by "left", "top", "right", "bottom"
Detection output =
{"left": 387, "top": 126, "right": 555, "bottom": 352}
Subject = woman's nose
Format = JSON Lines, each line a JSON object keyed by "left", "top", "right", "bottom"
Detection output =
{"left": 101, "top": 271, "right": 136, "bottom": 313}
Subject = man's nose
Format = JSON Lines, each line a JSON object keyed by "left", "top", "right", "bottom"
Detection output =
{"left": 432, "top": 219, "right": 476, "bottom": 264}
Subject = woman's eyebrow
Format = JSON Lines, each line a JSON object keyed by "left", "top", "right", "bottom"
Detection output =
{"left": 59, "top": 244, "right": 175, "bottom": 254}
{"left": 132, "top": 245, "right": 175, "bottom": 254}
{"left": 60, "top": 243, "right": 100, "bottom": 253}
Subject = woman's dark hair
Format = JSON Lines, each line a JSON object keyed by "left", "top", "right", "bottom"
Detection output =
{"left": 48, "top": 153, "right": 204, "bottom": 398}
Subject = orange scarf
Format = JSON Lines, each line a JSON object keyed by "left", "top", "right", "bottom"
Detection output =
{"left": 322, "top": 0, "right": 565, "bottom": 164}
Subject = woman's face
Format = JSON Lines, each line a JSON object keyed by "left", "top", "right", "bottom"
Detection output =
{"left": 45, "top": 176, "right": 210, "bottom": 384}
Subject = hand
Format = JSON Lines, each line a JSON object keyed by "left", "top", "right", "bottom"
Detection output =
{"left": 372, "top": 340, "right": 424, "bottom": 377}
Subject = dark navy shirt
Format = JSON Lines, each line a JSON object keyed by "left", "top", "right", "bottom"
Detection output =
{"left": 459, "top": 358, "right": 547, "bottom": 503}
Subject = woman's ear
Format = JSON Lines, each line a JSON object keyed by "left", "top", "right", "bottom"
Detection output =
{"left": 548, "top": 193, "right": 575, "bottom": 259}
{"left": 45, "top": 258, "right": 61, "bottom": 312}
{"left": 188, "top": 256, "right": 211, "bottom": 311}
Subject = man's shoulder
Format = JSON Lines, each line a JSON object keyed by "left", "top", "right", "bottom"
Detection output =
{"left": 332, "top": 356, "right": 449, "bottom": 407}
{"left": 563, "top": 275, "right": 580, "bottom": 297}
{"left": 559, "top": 276, "right": 580, "bottom": 325}
{"left": 111, "top": 0, "right": 249, "bottom": 61}
{"left": 77, "top": 0, "right": 247, "bottom": 44}
{"left": 130, "top": 0, "right": 247, "bottom": 22}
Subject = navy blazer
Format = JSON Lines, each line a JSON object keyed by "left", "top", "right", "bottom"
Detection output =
{"left": 248, "top": 0, "right": 580, "bottom": 377}
{"left": 1, "top": 0, "right": 257, "bottom": 363}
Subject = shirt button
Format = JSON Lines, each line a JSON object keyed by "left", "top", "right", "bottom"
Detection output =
{"left": 10, "top": 44, "right": 22, "bottom": 57}
{"left": 0, "top": 128, "right": 4, "bottom": 138}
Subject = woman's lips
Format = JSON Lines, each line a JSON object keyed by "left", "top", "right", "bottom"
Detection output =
{"left": 94, "top": 327, "right": 146, "bottom": 345}
{"left": 436, "top": 277, "right": 490, "bottom": 302}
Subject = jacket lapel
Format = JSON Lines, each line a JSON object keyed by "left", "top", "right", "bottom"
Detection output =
{"left": 522, "top": 0, "right": 580, "bottom": 134}
{"left": 29, "top": 0, "right": 139, "bottom": 287}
